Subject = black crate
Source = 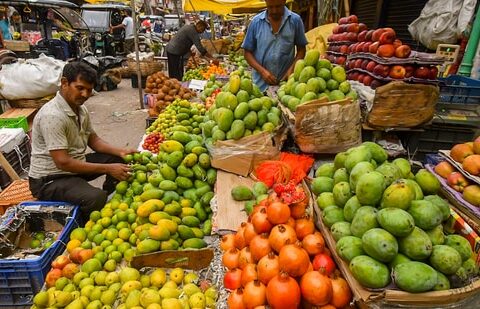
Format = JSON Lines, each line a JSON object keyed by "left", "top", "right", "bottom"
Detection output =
{"left": 145, "top": 117, "right": 157, "bottom": 130}
{"left": 131, "top": 75, "right": 147, "bottom": 89}
{"left": 405, "top": 123, "right": 479, "bottom": 162}
{"left": 0, "top": 136, "right": 31, "bottom": 189}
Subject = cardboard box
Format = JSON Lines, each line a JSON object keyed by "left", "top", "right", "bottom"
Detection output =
{"left": 312, "top": 195, "right": 480, "bottom": 306}
{"left": 209, "top": 124, "right": 288, "bottom": 176}
{"left": 131, "top": 248, "right": 214, "bottom": 271}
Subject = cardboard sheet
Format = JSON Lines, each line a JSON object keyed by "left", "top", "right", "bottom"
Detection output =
{"left": 214, "top": 170, "right": 254, "bottom": 233}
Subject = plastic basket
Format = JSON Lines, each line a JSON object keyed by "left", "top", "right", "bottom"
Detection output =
{"left": 0, "top": 117, "right": 28, "bottom": 133}
{"left": 0, "top": 202, "right": 80, "bottom": 307}
{"left": 438, "top": 75, "right": 480, "bottom": 104}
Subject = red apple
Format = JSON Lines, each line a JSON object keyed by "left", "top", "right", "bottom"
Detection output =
{"left": 347, "top": 23, "right": 360, "bottom": 33}
{"left": 359, "top": 23, "right": 368, "bottom": 32}
{"left": 372, "top": 29, "right": 385, "bottom": 42}
{"left": 379, "top": 31, "right": 395, "bottom": 44}
{"left": 383, "top": 27, "right": 396, "bottom": 35}
{"left": 373, "top": 64, "right": 390, "bottom": 77}
{"left": 361, "top": 59, "right": 370, "bottom": 70}
{"left": 333, "top": 25, "right": 342, "bottom": 34}
{"left": 346, "top": 32, "right": 358, "bottom": 42}
{"left": 404, "top": 65, "right": 415, "bottom": 78}
{"left": 429, "top": 67, "right": 439, "bottom": 79}
{"left": 78, "top": 249, "right": 94, "bottom": 264}
{"left": 350, "top": 72, "right": 360, "bottom": 80}
{"left": 370, "top": 80, "right": 383, "bottom": 89}
{"left": 358, "top": 74, "right": 366, "bottom": 83}
{"left": 358, "top": 30, "right": 368, "bottom": 42}
{"left": 62, "top": 263, "right": 79, "bottom": 279}
{"left": 395, "top": 45, "right": 411, "bottom": 58}
{"left": 393, "top": 39, "right": 403, "bottom": 49}
{"left": 447, "top": 172, "right": 470, "bottom": 192}
{"left": 362, "top": 42, "right": 372, "bottom": 52}
{"left": 347, "top": 60, "right": 355, "bottom": 70}
{"left": 339, "top": 45, "right": 349, "bottom": 53}
{"left": 52, "top": 255, "right": 71, "bottom": 270}
{"left": 377, "top": 44, "right": 395, "bottom": 57}
{"left": 356, "top": 42, "right": 365, "bottom": 52}
{"left": 389, "top": 65, "right": 406, "bottom": 79}
{"left": 435, "top": 161, "right": 456, "bottom": 178}
{"left": 338, "top": 17, "right": 349, "bottom": 25}
{"left": 340, "top": 25, "right": 349, "bottom": 33}
{"left": 363, "top": 75, "right": 373, "bottom": 86}
{"left": 366, "top": 61, "right": 377, "bottom": 72}
{"left": 365, "top": 30, "right": 374, "bottom": 41}
{"left": 354, "top": 59, "right": 363, "bottom": 68}
{"left": 369, "top": 41, "right": 380, "bottom": 54}
{"left": 347, "top": 15, "right": 359, "bottom": 24}
{"left": 327, "top": 34, "right": 334, "bottom": 42}
{"left": 337, "top": 56, "right": 347, "bottom": 65}
{"left": 413, "top": 66, "right": 431, "bottom": 79}
{"left": 451, "top": 143, "right": 474, "bottom": 163}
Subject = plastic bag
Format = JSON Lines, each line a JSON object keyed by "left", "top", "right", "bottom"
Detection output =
{"left": 408, "top": 0, "right": 477, "bottom": 50}
{"left": 0, "top": 54, "right": 65, "bottom": 100}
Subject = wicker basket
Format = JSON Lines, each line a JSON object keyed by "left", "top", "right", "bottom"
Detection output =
{"left": 127, "top": 59, "right": 164, "bottom": 77}
{"left": 280, "top": 97, "right": 362, "bottom": 153}
{"left": 8, "top": 96, "right": 53, "bottom": 109}
{"left": 0, "top": 180, "right": 35, "bottom": 214}
{"left": 366, "top": 81, "right": 439, "bottom": 128}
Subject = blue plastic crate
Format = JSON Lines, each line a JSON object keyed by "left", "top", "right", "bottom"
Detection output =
{"left": 0, "top": 202, "right": 80, "bottom": 307}
{"left": 438, "top": 75, "right": 480, "bottom": 104}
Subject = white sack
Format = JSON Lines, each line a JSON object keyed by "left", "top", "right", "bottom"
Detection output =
{"left": 0, "top": 54, "right": 65, "bottom": 100}
{"left": 408, "top": 0, "right": 477, "bottom": 50}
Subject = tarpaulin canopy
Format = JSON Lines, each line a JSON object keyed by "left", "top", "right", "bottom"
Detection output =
{"left": 183, "top": 0, "right": 292, "bottom": 15}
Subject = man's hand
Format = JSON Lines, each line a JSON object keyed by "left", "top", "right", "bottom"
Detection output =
{"left": 261, "top": 68, "right": 278, "bottom": 85}
{"left": 107, "top": 163, "right": 132, "bottom": 181}
{"left": 109, "top": 26, "right": 114, "bottom": 33}
{"left": 119, "top": 148, "right": 137, "bottom": 158}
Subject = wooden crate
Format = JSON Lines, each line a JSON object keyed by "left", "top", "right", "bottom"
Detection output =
{"left": 0, "top": 180, "right": 35, "bottom": 214}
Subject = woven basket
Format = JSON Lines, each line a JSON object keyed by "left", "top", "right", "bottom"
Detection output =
{"left": 127, "top": 59, "right": 164, "bottom": 77}
{"left": 8, "top": 96, "right": 52, "bottom": 109}
{"left": 280, "top": 98, "right": 362, "bottom": 153}
{"left": 367, "top": 81, "right": 439, "bottom": 128}
{"left": 0, "top": 180, "right": 35, "bottom": 213}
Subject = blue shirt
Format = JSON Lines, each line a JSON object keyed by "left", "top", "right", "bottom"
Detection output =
{"left": 242, "top": 7, "right": 308, "bottom": 91}
{"left": 0, "top": 20, "right": 12, "bottom": 40}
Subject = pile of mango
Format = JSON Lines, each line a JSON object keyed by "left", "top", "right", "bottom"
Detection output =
{"left": 145, "top": 99, "right": 206, "bottom": 138}
{"left": 312, "top": 142, "right": 478, "bottom": 293}
{"left": 202, "top": 70, "right": 283, "bottom": 143}
{"left": 278, "top": 50, "right": 358, "bottom": 112}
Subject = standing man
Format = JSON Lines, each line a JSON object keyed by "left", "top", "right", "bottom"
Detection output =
{"left": 166, "top": 20, "right": 218, "bottom": 80}
{"left": 110, "top": 10, "right": 134, "bottom": 54}
{"left": 28, "top": 62, "right": 136, "bottom": 221}
{"left": 242, "top": 0, "right": 308, "bottom": 91}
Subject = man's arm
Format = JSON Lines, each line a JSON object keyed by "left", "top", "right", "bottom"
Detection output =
{"left": 244, "top": 49, "right": 277, "bottom": 85}
{"left": 280, "top": 45, "right": 306, "bottom": 81}
{"left": 189, "top": 30, "right": 218, "bottom": 64}
{"left": 88, "top": 133, "right": 136, "bottom": 158}
{"left": 49, "top": 149, "right": 131, "bottom": 181}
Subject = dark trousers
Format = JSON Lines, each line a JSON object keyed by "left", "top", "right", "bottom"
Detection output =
{"left": 29, "top": 153, "right": 123, "bottom": 221}
{"left": 167, "top": 52, "right": 184, "bottom": 80}
{"left": 124, "top": 38, "right": 134, "bottom": 54}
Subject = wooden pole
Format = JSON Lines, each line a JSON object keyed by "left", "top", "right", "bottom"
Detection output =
{"left": 344, "top": 0, "right": 350, "bottom": 16}
{"left": 0, "top": 152, "right": 20, "bottom": 181}
{"left": 131, "top": 0, "right": 144, "bottom": 110}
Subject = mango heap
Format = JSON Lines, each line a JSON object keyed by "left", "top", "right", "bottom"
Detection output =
{"left": 312, "top": 142, "right": 478, "bottom": 293}
{"left": 146, "top": 99, "right": 206, "bottom": 138}
{"left": 33, "top": 266, "right": 217, "bottom": 309}
{"left": 202, "top": 69, "right": 283, "bottom": 143}
{"left": 278, "top": 50, "right": 358, "bottom": 112}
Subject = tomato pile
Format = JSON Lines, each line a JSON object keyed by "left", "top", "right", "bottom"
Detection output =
{"left": 222, "top": 185, "right": 352, "bottom": 308}
{"left": 141, "top": 132, "right": 165, "bottom": 153}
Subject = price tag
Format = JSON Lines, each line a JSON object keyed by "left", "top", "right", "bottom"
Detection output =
{"left": 188, "top": 79, "right": 207, "bottom": 90}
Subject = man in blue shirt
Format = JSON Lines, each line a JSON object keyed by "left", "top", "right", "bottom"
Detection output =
{"left": 242, "top": 0, "right": 308, "bottom": 91}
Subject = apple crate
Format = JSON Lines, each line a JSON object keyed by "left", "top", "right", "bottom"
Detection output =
{"left": 0, "top": 202, "right": 80, "bottom": 307}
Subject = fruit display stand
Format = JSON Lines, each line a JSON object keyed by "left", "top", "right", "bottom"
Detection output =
{"left": 0, "top": 202, "right": 79, "bottom": 307}
{"left": 278, "top": 97, "right": 362, "bottom": 153}
{"left": 313, "top": 202, "right": 480, "bottom": 308}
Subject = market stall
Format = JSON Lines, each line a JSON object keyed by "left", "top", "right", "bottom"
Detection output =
{"left": 0, "top": 6, "right": 479, "bottom": 309}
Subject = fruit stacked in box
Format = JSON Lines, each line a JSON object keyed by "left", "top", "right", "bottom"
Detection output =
{"left": 33, "top": 101, "right": 220, "bottom": 308}
{"left": 326, "top": 15, "right": 367, "bottom": 66}
{"left": 434, "top": 137, "right": 480, "bottom": 207}
{"left": 202, "top": 69, "right": 283, "bottom": 142}
{"left": 222, "top": 182, "right": 353, "bottom": 308}
{"left": 311, "top": 142, "right": 478, "bottom": 292}
{"left": 277, "top": 50, "right": 358, "bottom": 112}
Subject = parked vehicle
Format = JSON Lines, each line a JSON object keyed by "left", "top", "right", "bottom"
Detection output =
{"left": 81, "top": 3, "right": 129, "bottom": 56}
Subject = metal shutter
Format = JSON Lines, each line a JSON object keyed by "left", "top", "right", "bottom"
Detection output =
{"left": 350, "top": 0, "right": 378, "bottom": 29}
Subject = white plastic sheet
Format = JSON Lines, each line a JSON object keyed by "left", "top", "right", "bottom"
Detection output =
{"left": 408, "top": 0, "right": 478, "bottom": 50}
{"left": 0, "top": 54, "right": 65, "bottom": 100}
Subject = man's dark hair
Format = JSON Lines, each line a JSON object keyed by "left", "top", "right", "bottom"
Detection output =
{"left": 196, "top": 20, "right": 208, "bottom": 29}
{"left": 124, "top": 9, "right": 132, "bottom": 17}
{"left": 62, "top": 62, "right": 97, "bottom": 85}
